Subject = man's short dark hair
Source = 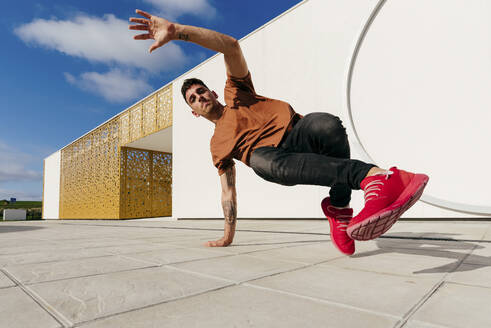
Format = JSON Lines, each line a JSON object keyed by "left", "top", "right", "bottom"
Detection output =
{"left": 181, "top": 78, "right": 209, "bottom": 103}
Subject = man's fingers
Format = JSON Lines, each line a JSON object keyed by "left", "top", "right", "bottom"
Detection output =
{"left": 129, "top": 17, "right": 149, "bottom": 25}
{"left": 134, "top": 34, "right": 152, "bottom": 40}
{"left": 136, "top": 9, "right": 152, "bottom": 19}
{"left": 129, "top": 25, "right": 149, "bottom": 31}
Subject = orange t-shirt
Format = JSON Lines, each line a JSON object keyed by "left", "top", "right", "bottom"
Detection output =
{"left": 210, "top": 72, "right": 300, "bottom": 175}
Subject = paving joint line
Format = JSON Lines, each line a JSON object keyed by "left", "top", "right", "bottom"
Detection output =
{"left": 21, "top": 261, "right": 161, "bottom": 287}
{"left": 394, "top": 242, "right": 481, "bottom": 328}
{"left": 164, "top": 265, "right": 237, "bottom": 284}
{"left": 76, "top": 257, "right": 348, "bottom": 327}
{"left": 1, "top": 267, "right": 73, "bottom": 328}
{"left": 52, "top": 222, "right": 491, "bottom": 243}
{"left": 73, "top": 284, "right": 235, "bottom": 328}
{"left": 159, "top": 240, "right": 328, "bottom": 266}
{"left": 243, "top": 282, "right": 401, "bottom": 321}
{"left": 0, "top": 254, "right": 114, "bottom": 268}
{"left": 443, "top": 280, "right": 491, "bottom": 290}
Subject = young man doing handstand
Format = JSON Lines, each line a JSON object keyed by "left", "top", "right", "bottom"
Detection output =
{"left": 129, "top": 9, "right": 429, "bottom": 255}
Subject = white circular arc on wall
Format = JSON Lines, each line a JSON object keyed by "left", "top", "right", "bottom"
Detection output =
{"left": 346, "top": 0, "right": 491, "bottom": 216}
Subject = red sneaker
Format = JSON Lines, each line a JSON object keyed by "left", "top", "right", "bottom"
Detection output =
{"left": 321, "top": 197, "right": 355, "bottom": 255}
{"left": 347, "top": 167, "right": 429, "bottom": 241}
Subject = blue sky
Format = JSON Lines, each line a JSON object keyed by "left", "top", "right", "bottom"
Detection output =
{"left": 0, "top": 0, "right": 302, "bottom": 201}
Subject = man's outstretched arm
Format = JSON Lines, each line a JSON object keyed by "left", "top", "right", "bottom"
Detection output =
{"left": 206, "top": 166, "right": 237, "bottom": 247}
{"left": 129, "top": 9, "right": 248, "bottom": 78}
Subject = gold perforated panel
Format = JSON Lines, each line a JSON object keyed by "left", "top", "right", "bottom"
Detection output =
{"left": 120, "top": 147, "right": 172, "bottom": 219}
{"left": 119, "top": 111, "right": 130, "bottom": 146}
{"left": 157, "top": 86, "right": 173, "bottom": 130}
{"left": 142, "top": 96, "right": 156, "bottom": 136}
{"left": 60, "top": 84, "right": 173, "bottom": 219}
{"left": 129, "top": 104, "right": 143, "bottom": 141}
{"left": 60, "top": 119, "right": 121, "bottom": 219}
{"left": 152, "top": 151, "right": 172, "bottom": 217}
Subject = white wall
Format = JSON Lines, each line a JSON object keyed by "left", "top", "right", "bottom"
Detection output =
{"left": 349, "top": 0, "right": 491, "bottom": 217}
{"left": 172, "top": 0, "right": 491, "bottom": 219}
{"left": 43, "top": 151, "right": 61, "bottom": 219}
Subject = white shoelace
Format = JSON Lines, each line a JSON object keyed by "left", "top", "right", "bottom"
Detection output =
{"left": 364, "top": 170, "right": 393, "bottom": 202}
{"left": 327, "top": 206, "right": 351, "bottom": 231}
{"left": 336, "top": 216, "right": 351, "bottom": 231}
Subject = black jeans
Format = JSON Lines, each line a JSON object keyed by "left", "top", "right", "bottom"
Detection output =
{"left": 249, "top": 112, "right": 376, "bottom": 207}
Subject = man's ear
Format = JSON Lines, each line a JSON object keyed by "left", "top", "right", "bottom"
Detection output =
{"left": 191, "top": 111, "right": 200, "bottom": 118}
{"left": 212, "top": 90, "right": 218, "bottom": 99}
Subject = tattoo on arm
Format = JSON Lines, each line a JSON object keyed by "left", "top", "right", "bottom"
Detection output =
{"left": 222, "top": 200, "right": 237, "bottom": 225}
{"left": 178, "top": 33, "right": 190, "bottom": 41}
{"left": 226, "top": 167, "right": 235, "bottom": 187}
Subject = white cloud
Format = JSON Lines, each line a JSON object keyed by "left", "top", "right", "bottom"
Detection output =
{"left": 143, "top": 0, "right": 217, "bottom": 20}
{"left": 0, "top": 143, "right": 42, "bottom": 183}
{"left": 14, "top": 14, "right": 188, "bottom": 72}
{"left": 65, "top": 69, "right": 153, "bottom": 103}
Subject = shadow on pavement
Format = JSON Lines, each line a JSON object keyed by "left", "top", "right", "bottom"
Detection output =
{"left": 352, "top": 232, "right": 490, "bottom": 274}
{"left": 0, "top": 225, "right": 44, "bottom": 233}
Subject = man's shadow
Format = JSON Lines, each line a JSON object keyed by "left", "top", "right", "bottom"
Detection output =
{"left": 352, "top": 232, "right": 490, "bottom": 274}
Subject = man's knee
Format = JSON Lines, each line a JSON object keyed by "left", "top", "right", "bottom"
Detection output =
{"left": 303, "top": 112, "right": 344, "bottom": 131}
{"left": 303, "top": 112, "right": 347, "bottom": 139}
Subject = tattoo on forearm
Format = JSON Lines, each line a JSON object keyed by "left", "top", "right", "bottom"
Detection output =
{"left": 178, "top": 33, "right": 190, "bottom": 41}
{"left": 222, "top": 200, "right": 237, "bottom": 225}
{"left": 226, "top": 168, "right": 235, "bottom": 187}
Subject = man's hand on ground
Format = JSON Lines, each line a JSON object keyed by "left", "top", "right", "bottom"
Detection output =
{"left": 204, "top": 237, "right": 232, "bottom": 247}
{"left": 129, "top": 9, "right": 176, "bottom": 53}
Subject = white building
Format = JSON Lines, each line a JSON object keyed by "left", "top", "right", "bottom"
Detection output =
{"left": 43, "top": 0, "right": 491, "bottom": 220}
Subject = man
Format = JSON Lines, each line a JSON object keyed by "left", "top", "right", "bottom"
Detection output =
{"left": 129, "top": 9, "right": 429, "bottom": 255}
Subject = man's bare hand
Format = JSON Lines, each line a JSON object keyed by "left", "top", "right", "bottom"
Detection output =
{"left": 129, "top": 9, "right": 176, "bottom": 53}
{"left": 204, "top": 237, "right": 232, "bottom": 247}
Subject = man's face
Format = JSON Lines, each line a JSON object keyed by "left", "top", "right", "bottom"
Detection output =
{"left": 185, "top": 84, "right": 218, "bottom": 117}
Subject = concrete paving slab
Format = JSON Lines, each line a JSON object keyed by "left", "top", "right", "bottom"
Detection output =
{"left": 0, "top": 287, "right": 61, "bottom": 328}
{"left": 78, "top": 285, "right": 399, "bottom": 328}
{"left": 0, "top": 238, "right": 145, "bottom": 257}
{"left": 249, "top": 264, "right": 442, "bottom": 317}
{"left": 0, "top": 270, "right": 15, "bottom": 288}
{"left": 0, "top": 247, "right": 112, "bottom": 267}
{"left": 411, "top": 282, "right": 491, "bottom": 328}
{"left": 4, "top": 255, "right": 156, "bottom": 284}
{"left": 482, "top": 225, "right": 491, "bottom": 240}
{"left": 166, "top": 235, "right": 319, "bottom": 254}
{"left": 100, "top": 242, "right": 182, "bottom": 255}
{"left": 385, "top": 221, "right": 490, "bottom": 241}
{"left": 138, "top": 232, "right": 222, "bottom": 244}
{"left": 461, "top": 242, "right": 491, "bottom": 265}
{"left": 171, "top": 253, "right": 305, "bottom": 283}
{"left": 122, "top": 246, "right": 231, "bottom": 265}
{"left": 446, "top": 263, "right": 491, "bottom": 288}
{"left": 364, "top": 236, "right": 480, "bottom": 252}
{"left": 328, "top": 244, "right": 469, "bottom": 277}
{"left": 0, "top": 243, "right": 68, "bottom": 256}
{"left": 48, "top": 238, "right": 146, "bottom": 249}
{"left": 404, "top": 320, "right": 450, "bottom": 328}
{"left": 0, "top": 238, "right": 58, "bottom": 248}
{"left": 246, "top": 241, "right": 344, "bottom": 264}
{"left": 29, "top": 266, "right": 232, "bottom": 325}
{"left": 1, "top": 219, "right": 490, "bottom": 327}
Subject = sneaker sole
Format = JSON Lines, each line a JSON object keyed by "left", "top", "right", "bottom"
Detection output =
{"left": 321, "top": 199, "right": 355, "bottom": 256}
{"left": 347, "top": 174, "right": 429, "bottom": 241}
